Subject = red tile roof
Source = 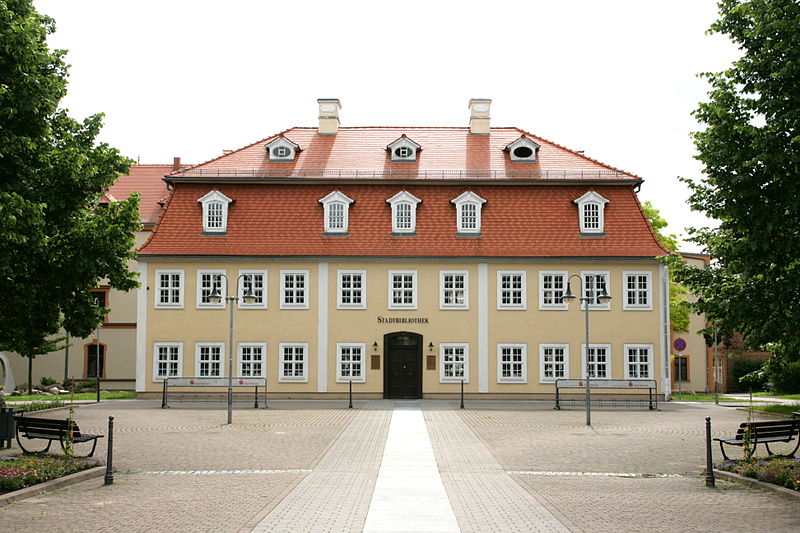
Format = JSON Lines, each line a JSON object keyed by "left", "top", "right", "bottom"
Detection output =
{"left": 169, "top": 127, "right": 638, "bottom": 181}
{"left": 139, "top": 183, "right": 666, "bottom": 258}
{"left": 109, "top": 164, "right": 187, "bottom": 225}
{"left": 139, "top": 128, "right": 664, "bottom": 258}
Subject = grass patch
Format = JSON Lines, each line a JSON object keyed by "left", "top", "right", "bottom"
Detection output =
{"left": 671, "top": 393, "right": 738, "bottom": 402}
{"left": 753, "top": 392, "right": 800, "bottom": 400}
{"left": 746, "top": 403, "right": 800, "bottom": 417}
{"left": 0, "top": 454, "right": 103, "bottom": 494}
{"left": 6, "top": 391, "right": 136, "bottom": 402}
{"left": 717, "top": 456, "right": 800, "bottom": 492}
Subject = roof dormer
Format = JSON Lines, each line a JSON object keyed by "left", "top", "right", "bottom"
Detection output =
{"left": 265, "top": 136, "right": 300, "bottom": 162}
{"left": 505, "top": 135, "right": 541, "bottom": 162}
{"left": 387, "top": 135, "right": 421, "bottom": 162}
{"left": 197, "top": 190, "right": 234, "bottom": 234}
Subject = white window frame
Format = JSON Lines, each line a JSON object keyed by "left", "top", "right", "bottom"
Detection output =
{"left": 238, "top": 270, "right": 267, "bottom": 309}
{"left": 196, "top": 270, "right": 226, "bottom": 309}
{"left": 497, "top": 344, "right": 527, "bottom": 383}
{"left": 195, "top": 342, "right": 225, "bottom": 377}
{"left": 497, "top": 270, "right": 527, "bottom": 310}
{"left": 386, "top": 191, "right": 422, "bottom": 234}
{"left": 581, "top": 344, "right": 611, "bottom": 379}
{"left": 337, "top": 270, "right": 366, "bottom": 309}
{"left": 573, "top": 191, "right": 609, "bottom": 234}
{"left": 539, "top": 271, "right": 568, "bottom": 310}
{"left": 622, "top": 271, "right": 652, "bottom": 310}
{"left": 197, "top": 190, "right": 233, "bottom": 234}
{"left": 154, "top": 270, "right": 184, "bottom": 309}
{"left": 451, "top": 191, "right": 487, "bottom": 234}
{"left": 281, "top": 270, "right": 309, "bottom": 309}
{"left": 279, "top": 343, "right": 308, "bottom": 382}
{"left": 581, "top": 271, "right": 611, "bottom": 310}
{"left": 387, "top": 136, "right": 421, "bottom": 162}
{"left": 153, "top": 342, "right": 183, "bottom": 381}
{"left": 388, "top": 270, "right": 417, "bottom": 309}
{"left": 624, "top": 344, "right": 653, "bottom": 379}
{"left": 539, "top": 344, "right": 569, "bottom": 383}
{"left": 336, "top": 343, "right": 366, "bottom": 383}
{"left": 440, "top": 343, "right": 469, "bottom": 383}
{"left": 238, "top": 342, "right": 266, "bottom": 378}
{"left": 440, "top": 271, "right": 469, "bottom": 310}
{"left": 319, "top": 191, "right": 354, "bottom": 234}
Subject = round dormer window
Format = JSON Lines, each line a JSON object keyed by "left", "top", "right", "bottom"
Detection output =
{"left": 395, "top": 146, "right": 412, "bottom": 158}
{"left": 512, "top": 146, "right": 534, "bottom": 158}
{"left": 273, "top": 146, "right": 291, "bottom": 158}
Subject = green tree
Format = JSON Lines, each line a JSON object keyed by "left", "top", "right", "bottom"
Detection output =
{"left": 642, "top": 201, "right": 690, "bottom": 332}
{"left": 668, "top": 0, "right": 800, "bottom": 360}
{"left": 0, "top": 0, "right": 139, "bottom": 392}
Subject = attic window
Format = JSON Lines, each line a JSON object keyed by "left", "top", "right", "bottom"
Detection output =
{"left": 266, "top": 136, "right": 300, "bottom": 161}
{"left": 387, "top": 135, "right": 421, "bottom": 162}
{"left": 574, "top": 191, "right": 609, "bottom": 235}
{"left": 197, "top": 190, "right": 234, "bottom": 234}
{"left": 451, "top": 191, "right": 487, "bottom": 235}
{"left": 513, "top": 146, "right": 534, "bottom": 158}
{"left": 386, "top": 191, "right": 422, "bottom": 234}
{"left": 506, "top": 136, "right": 541, "bottom": 162}
{"left": 319, "top": 191, "right": 354, "bottom": 234}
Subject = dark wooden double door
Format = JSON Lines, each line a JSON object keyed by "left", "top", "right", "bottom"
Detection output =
{"left": 384, "top": 332, "right": 422, "bottom": 399}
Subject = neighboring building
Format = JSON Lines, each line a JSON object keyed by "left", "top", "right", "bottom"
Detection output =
{"left": 135, "top": 99, "right": 671, "bottom": 399}
{"left": 670, "top": 253, "right": 711, "bottom": 394}
{"left": 1, "top": 161, "right": 186, "bottom": 391}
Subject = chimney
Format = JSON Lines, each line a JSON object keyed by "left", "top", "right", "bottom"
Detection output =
{"left": 468, "top": 98, "right": 491, "bottom": 135}
{"left": 318, "top": 98, "right": 341, "bottom": 135}
{"left": 172, "top": 156, "right": 181, "bottom": 171}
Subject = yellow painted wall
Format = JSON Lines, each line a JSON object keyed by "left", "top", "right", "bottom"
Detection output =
{"left": 142, "top": 258, "right": 665, "bottom": 397}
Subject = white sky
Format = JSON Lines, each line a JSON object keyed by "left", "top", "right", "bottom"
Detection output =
{"left": 35, "top": 0, "right": 739, "bottom": 252}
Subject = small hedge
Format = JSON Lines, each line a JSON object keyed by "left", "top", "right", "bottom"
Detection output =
{"left": 0, "top": 454, "right": 102, "bottom": 493}
{"left": 717, "top": 457, "right": 800, "bottom": 491}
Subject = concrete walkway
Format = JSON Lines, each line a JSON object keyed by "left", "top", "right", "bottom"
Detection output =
{"left": 1, "top": 399, "right": 799, "bottom": 532}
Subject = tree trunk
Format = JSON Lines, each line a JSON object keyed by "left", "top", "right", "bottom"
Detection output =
{"left": 28, "top": 355, "right": 33, "bottom": 394}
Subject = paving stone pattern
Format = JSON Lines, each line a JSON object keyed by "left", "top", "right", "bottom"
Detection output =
{"left": 1, "top": 399, "right": 799, "bottom": 532}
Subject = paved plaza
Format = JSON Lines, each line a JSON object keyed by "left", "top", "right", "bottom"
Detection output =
{"left": 1, "top": 399, "right": 799, "bottom": 532}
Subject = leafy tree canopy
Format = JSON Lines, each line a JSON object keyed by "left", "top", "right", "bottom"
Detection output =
{"left": 668, "top": 0, "right": 800, "bottom": 358}
{"left": 0, "top": 1, "right": 139, "bottom": 365}
{"left": 642, "top": 201, "right": 690, "bottom": 332}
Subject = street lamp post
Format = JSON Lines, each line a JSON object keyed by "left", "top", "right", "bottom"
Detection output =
{"left": 209, "top": 274, "right": 255, "bottom": 425}
{"left": 562, "top": 273, "right": 612, "bottom": 426}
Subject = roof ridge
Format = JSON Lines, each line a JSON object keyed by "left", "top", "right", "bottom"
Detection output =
{"left": 512, "top": 126, "right": 640, "bottom": 179}
{"left": 175, "top": 125, "right": 299, "bottom": 173}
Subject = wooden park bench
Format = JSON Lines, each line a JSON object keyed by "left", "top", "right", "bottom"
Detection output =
{"left": 714, "top": 418, "right": 800, "bottom": 460}
{"left": 14, "top": 414, "right": 104, "bottom": 457}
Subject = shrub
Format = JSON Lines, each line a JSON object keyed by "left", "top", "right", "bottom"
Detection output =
{"left": 39, "top": 376, "right": 57, "bottom": 387}
{"left": 717, "top": 457, "right": 800, "bottom": 491}
{"left": 0, "top": 454, "right": 102, "bottom": 493}
{"left": 730, "top": 358, "right": 766, "bottom": 392}
{"left": 18, "top": 399, "right": 64, "bottom": 412}
{"left": 772, "top": 361, "right": 800, "bottom": 394}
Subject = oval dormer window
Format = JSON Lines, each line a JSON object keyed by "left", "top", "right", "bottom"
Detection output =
{"left": 274, "top": 146, "right": 291, "bottom": 158}
{"left": 513, "top": 146, "right": 534, "bottom": 158}
{"left": 395, "top": 146, "right": 412, "bottom": 158}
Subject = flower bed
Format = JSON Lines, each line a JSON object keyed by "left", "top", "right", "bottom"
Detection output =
{"left": 0, "top": 454, "right": 103, "bottom": 493}
{"left": 717, "top": 457, "right": 800, "bottom": 491}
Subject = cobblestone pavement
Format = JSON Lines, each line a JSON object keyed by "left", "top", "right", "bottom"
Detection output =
{"left": 0, "top": 399, "right": 798, "bottom": 532}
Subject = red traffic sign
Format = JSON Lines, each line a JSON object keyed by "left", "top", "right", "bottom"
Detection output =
{"left": 673, "top": 338, "right": 687, "bottom": 352}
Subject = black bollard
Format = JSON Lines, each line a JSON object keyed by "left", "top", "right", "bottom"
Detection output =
{"left": 348, "top": 380, "right": 353, "bottom": 409}
{"left": 460, "top": 379, "right": 465, "bottom": 409}
{"left": 705, "top": 416, "right": 715, "bottom": 487}
{"left": 104, "top": 416, "right": 114, "bottom": 486}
